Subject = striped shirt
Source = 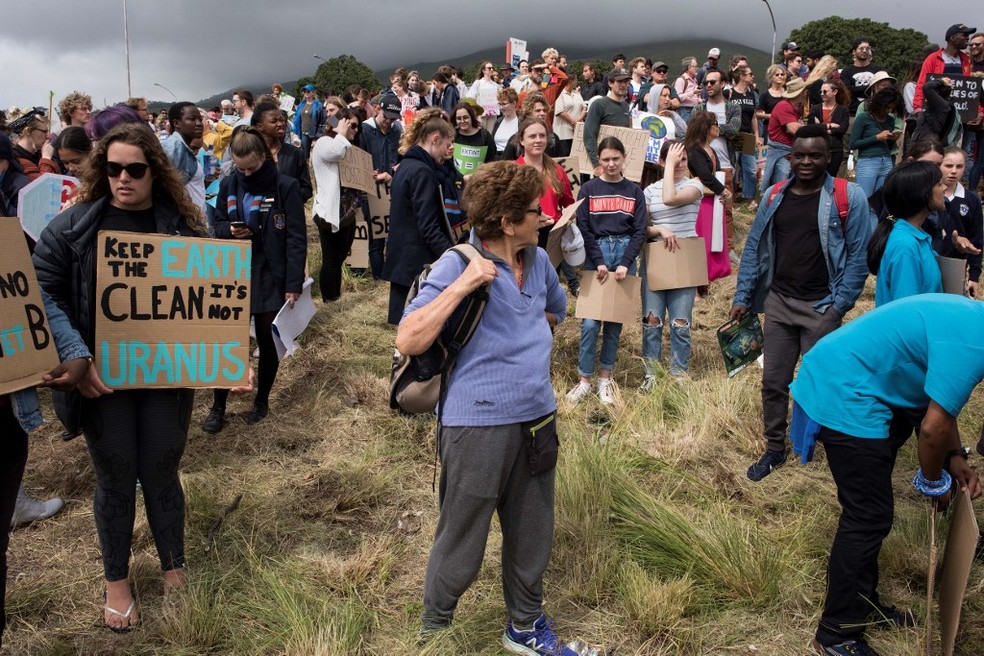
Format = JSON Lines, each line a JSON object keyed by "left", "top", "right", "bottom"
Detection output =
{"left": 643, "top": 177, "right": 702, "bottom": 238}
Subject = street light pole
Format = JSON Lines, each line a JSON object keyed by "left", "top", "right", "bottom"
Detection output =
{"left": 154, "top": 82, "right": 177, "bottom": 101}
{"left": 762, "top": 0, "right": 777, "bottom": 64}
{"left": 123, "top": 0, "right": 132, "bottom": 97}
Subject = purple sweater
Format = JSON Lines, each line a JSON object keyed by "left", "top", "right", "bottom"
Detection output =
{"left": 402, "top": 241, "right": 566, "bottom": 426}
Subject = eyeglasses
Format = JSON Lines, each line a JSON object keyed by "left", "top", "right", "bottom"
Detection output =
{"left": 106, "top": 161, "right": 150, "bottom": 179}
{"left": 455, "top": 115, "right": 471, "bottom": 122}
{"left": 706, "top": 80, "right": 720, "bottom": 85}
{"left": 655, "top": 69, "right": 668, "bottom": 74}
{"left": 484, "top": 66, "right": 494, "bottom": 70}
{"left": 526, "top": 206, "right": 543, "bottom": 218}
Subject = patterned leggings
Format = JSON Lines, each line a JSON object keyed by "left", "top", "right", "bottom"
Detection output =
{"left": 81, "top": 389, "right": 193, "bottom": 581}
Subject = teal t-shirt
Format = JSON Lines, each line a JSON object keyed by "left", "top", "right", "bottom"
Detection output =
{"left": 874, "top": 219, "right": 943, "bottom": 306}
{"left": 790, "top": 294, "right": 984, "bottom": 438}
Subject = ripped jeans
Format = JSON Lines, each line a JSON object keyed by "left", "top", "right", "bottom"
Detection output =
{"left": 641, "top": 283, "right": 696, "bottom": 376}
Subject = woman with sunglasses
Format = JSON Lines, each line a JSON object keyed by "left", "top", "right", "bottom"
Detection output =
{"left": 809, "top": 80, "right": 851, "bottom": 176}
{"left": 32, "top": 123, "right": 209, "bottom": 632}
{"left": 465, "top": 61, "right": 502, "bottom": 132}
{"left": 755, "top": 65, "right": 788, "bottom": 126}
{"left": 451, "top": 102, "right": 496, "bottom": 176}
{"left": 203, "top": 128, "right": 306, "bottom": 433}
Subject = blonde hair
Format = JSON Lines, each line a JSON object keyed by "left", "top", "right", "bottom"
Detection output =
{"left": 541, "top": 47, "right": 559, "bottom": 61}
{"left": 58, "top": 91, "right": 92, "bottom": 123}
{"left": 398, "top": 107, "right": 453, "bottom": 155}
{"left": 805, "top": 55, "right": 839, "bottom": 88}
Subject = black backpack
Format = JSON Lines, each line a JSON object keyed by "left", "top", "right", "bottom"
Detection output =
{"left": 389, "top": 244, "right": 489, "bottom": 415}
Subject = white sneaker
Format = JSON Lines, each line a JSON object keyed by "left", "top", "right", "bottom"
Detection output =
{"left": 640, "top": 375, "right": 657, "bottom": 392}
{"left": 566, "top": 381, "right": 592, "bottom": 403}
{"left": 598, "top": 378, "right": 616, "bottom": 405}
{"left": 11, "top": 487, "right": 65, "bottom": 529}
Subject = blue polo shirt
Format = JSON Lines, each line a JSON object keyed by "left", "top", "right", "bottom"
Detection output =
{"left": 790, "top": 294, "right": 984, "bottom": 438}
{"left": 874, "top": 219, "right": 942, "bottom": 306}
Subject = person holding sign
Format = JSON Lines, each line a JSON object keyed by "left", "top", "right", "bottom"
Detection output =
{"left": 1, "top": 287, "right": 92, "bottom": 648}
{"left": 465, "top": 61, "right": 501, "bottom": 133}
{"left": 567, "top": 137, "right": 647, "bottom": 405}
{"left": 788, "top": 294, "right": 984, "bottom": 656}
{"left": 451, "top": 102, "right": 495, "bottom": 176}
{"left": 31, "top": 122, "right": 209, "bottom": 632}
{"left": 399, "top": 162, "right": 573, "bottom": 654}
{"left": 310, "top": 107, "right": 364, "bottom": 302}
{"left": 206, "top": 127, "right": 306, "bottom": 431}
{"left": 640, "top": 141, "right": 704, "bottom": 388}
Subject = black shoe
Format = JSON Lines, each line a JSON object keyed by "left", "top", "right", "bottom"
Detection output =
{"left": 568, "top": 282, "right": 579, "bottom": 298}
{"left": 869, "top": 604, "right": 914, "bottom": 630}
{"left": 812, "top": 638, "right": 881, "bottom": 655}
{"left": 245, "top": 402, "right": 269, "bottom": 425}
{"left": 202, "top": 408, "right": 225, "bottom": 434}
{"left": 747, "top": 449, "right": 787, "bottom": 481}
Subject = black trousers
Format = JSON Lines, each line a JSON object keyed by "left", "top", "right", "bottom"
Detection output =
{"left": 213, "top": 310, "right": 279, "bottom": 410}
{"left": 815, "top": 426, "right": 895, "bottom": 645}
{"left": 0, "top": 401, "right": 28, "bottom": 646}
{"left": 82, "top": 389, "right": 193, "bottom": 581}
{"left": 315, "top": 217, "right": 356, "bottom": 302}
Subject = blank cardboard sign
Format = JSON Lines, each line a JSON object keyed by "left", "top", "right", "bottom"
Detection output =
{"left": 0, "top": 218, "right": 59, "bottom": 395}
{"left": 574, "top": 271, "right": 641, "bottom": 324}
{"left": 939, "top": 490, "right": 979, "bottom": 656}
{"left": 644, "top": 237, "right": 709, "bottom": 291}
{"left": 94, "top": 231, "right": 252, "bottom": 389}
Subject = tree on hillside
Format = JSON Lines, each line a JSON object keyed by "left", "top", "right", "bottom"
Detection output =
{"left": 785, "top": 17, "right": 928, "bottom": 78}
{"left": 312, "top": 54, "right": 379, "bottom": 97}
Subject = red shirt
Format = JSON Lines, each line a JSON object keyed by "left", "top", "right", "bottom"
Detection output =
{"left": 768, "top": 99, "right": 801, "bottom": 146}
{"left": 516, "top": 156, "right": 574, "bottom": 221}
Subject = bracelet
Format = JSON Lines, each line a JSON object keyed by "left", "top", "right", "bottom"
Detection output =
{"left": 912, "top": 468, "right": 952, "bottom": 497}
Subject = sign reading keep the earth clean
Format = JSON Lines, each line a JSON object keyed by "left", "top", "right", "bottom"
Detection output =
{"left": 94, "top": 231, "right": 252, "bottom": 389}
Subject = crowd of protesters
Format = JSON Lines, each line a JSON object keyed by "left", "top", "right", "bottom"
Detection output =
{"left": 2, "top": 22, "right": 984, "bottom": 656}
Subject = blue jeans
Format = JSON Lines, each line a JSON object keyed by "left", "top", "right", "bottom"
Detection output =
{"left": 854, "top": 156, "right": 892, "bottom": 198}
{"left": 641, "top": 279, "right": 696, "bottom": 376}
{"left": 738, "top": 150, "right": 757, "bottom": 200}
{"left": 578, "top": 235, "right": 635, "bottom": 377}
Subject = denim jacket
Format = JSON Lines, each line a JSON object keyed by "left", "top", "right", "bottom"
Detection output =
{"left": 733, "top": 174, "right": 871, "bottom": 316}
{"left": 9, "top": 288, "right": 91, "bottom": 433}
{"left": 162, "top": 132, "right": 198, "bottom": 184}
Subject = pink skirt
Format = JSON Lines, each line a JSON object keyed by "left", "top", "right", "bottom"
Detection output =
{"left": 695, "top": 196, "right": 732, "bottom": 282}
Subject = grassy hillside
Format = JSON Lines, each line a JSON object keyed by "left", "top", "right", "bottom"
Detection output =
{"left": 5, "top": 208, "right": 984, "bottom": 655}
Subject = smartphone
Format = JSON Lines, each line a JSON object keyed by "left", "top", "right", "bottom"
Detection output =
{"left": 327, "top": 115, "right": 339, "bottom": 129}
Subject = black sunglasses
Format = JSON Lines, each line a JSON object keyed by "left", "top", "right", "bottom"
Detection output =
{"left": 106, "top": 161, "right": 150, "bottom": 179}
{"left": 526, "top": 206, "right": 543, "bottom": 217}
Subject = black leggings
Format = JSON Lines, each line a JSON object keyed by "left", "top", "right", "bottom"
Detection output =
{"left": 0, "top": 401, "right": 28, "bottom": 646}
{"left": 827, "top": 151, "right": 844, "bottom": 178}
{"left": 213, "top": 310, "right": 279, "bottom": 410}
{"left": 316, "top": 217, "right": 356, "bottom": 302}
{"left": 81, "top": 389, "right": 193, "bottom": 581}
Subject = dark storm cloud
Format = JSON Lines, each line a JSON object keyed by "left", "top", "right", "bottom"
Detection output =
{"left": 0, "top": 0, "right": 960, "bottom": 110}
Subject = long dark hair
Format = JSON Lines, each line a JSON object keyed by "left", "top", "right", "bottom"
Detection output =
{"left": 867, "top": 160, "right": 943, "bottom": 274}
{"left": 683, "top": 111, "right": 716, "bottom": 150}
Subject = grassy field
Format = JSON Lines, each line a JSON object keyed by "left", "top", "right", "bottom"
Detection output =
{"left": 6, "top": 209, "right": 984, "bottom": 655}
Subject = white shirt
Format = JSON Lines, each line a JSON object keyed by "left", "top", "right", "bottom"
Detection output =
{"left": 706, "top": 99, "right": 732, "bottom": 168}
{"left": 494, "top": 116, "right": 519, "bottom": 153}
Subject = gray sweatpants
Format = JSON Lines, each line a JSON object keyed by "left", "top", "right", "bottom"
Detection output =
{"left": 421, "top": 422, "right": 555, "bottom": 629}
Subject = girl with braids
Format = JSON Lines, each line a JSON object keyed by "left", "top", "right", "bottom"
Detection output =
{"left": 32, "top": 122, "right": 208, "bottom": 632}
{"left": 203, "top": 127, "right": 306, "bottom": 432}
{"left": 382, "top": 108, "right": 463, "bottom": 324}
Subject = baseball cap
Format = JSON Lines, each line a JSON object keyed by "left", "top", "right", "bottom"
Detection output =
{"left": 608, "top": 67, "right": 631, "bottom": 81}
{"left": 378, "top": 94, "right": 402, "bottom": 120}
{"left": 708, "top": 48, "right": 721, "bottom": 58}
{"left": 652, "top": 61, "right": 668, "bottom": 72}
{"left": 946, "top": 23, "right": 976, "bottom": 40}
{"left": 782, "top": 41, "right": 800, "bottom": 51}
{"left": 302, "top": 84, "right": 316, "bottom": 92}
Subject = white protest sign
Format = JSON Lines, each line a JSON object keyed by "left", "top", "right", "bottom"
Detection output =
{"left": 17, "top": 174, "right": 80, "bottom": 241}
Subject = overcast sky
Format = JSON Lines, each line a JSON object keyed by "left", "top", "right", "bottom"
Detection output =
{"left": 1, "top": 1, "right": 964, "bottom": 113}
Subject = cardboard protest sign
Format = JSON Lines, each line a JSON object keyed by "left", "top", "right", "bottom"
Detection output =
{"left": 546, "top": 199, "right": 584, "bottom": 268}
{"left": 554, "top": 156, "right": 582, "bottom": 199}
{"left": 94, "top": 231, "right": 251, "bottom": 389}
{"left": 939, "top": 490, "right": 979, "bottom": 655}
{"left": 345, "top": 222, "right": 371, "bottom": 269}
{"left": 571, "top": 123, "right": 649, "bottom": 182}
{"left": 937, "top": 255, "right": 967, "bottom": 295}
{"left": 17, "top": 174, "right": 80, "bottom": 241}
{"left": 644, "top": 238, "right": 709, "bottom": 291}
{"left": 365, "top": 180, "right": 391, "bottom": 240}
{"left": 632, "top": 111, "right": 676, "bottom": 164}
{"left": 338, "top": 146, "right": 376, "bottom": 194}
{"left": 0, "top": 218, "right": 59, "bottom": 395}
{"left": 927, "top": 75, "right": 982, "bottom": 124}
{"left": 574, "top": 271, "right": 641, "bottom": 324}
{"left": 452, "top": 142, "right": 489, "bottom": 176}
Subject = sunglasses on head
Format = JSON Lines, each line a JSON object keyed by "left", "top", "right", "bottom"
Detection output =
{"left": 106, "top": 161, "right": 150, "bottom": 179}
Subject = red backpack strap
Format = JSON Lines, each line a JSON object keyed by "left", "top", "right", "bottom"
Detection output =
{"left": 766, "top": 178, "right": 792, "bottom": 208}
{"left": 832, "top": 177, "right": 850, "bottom": 236}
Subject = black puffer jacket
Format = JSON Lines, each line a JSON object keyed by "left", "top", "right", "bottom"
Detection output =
{"left": 32, "top": 194, "right": 198, "bottom": 430}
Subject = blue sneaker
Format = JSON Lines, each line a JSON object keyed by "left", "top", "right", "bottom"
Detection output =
{"left": 502, "top": 614, "right": 577, "bottom": 655}
{"left": 746, "top": 449, "right": 787, "bottom": 481}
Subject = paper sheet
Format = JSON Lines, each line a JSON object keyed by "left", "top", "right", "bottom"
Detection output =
{"left": 272, "top": 278, "right": 316, "bottom": 360}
